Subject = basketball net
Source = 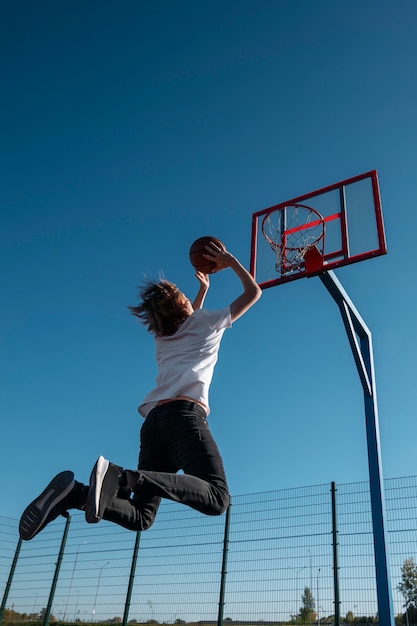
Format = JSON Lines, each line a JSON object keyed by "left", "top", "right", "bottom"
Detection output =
{"left": 261, "top": 204, "right": 325, "bottom": 275}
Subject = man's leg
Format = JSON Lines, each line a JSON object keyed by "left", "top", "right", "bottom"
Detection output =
{"left": 19, "top": 472, "right": 87, "bottom": 541}
{"left": 85, "top": 401, "right": 229, "bottom": 532}
{"left": 102, "top": 491, "right": 162, "bottom": 531}
{"left": 124, "top": 401, "right": 229, "bottom": 516}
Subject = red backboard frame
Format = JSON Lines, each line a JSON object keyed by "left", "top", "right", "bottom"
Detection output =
{"left": 250, "top": 170, "right": 387, "bottom": 289}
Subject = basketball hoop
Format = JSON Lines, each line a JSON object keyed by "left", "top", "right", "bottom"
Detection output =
{"left": 261, "top": 204, "right": 325, "bottom": 275}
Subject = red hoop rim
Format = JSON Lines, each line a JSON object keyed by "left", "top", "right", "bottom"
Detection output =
{"left": 261, "top": 203, "right": 325, "bottom": 252}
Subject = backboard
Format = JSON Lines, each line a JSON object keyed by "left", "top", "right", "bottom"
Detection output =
{"left": 250, "top": 170, "right": 386, "bottom": 289}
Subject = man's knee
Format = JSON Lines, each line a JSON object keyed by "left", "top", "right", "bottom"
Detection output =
{"left": 208, "top": 490, "right": 230, "bottom": 516}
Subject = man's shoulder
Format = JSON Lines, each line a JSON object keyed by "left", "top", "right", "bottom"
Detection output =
{"left": 193, "top": 306, "right": 230, "bottom": 319}
{"left": 191, "top": 306, "right": 232, "bottom": 329}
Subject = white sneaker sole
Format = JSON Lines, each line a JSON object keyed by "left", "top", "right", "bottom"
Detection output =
{"left": 86, "top": 455, "right": 109, "bottom": 523}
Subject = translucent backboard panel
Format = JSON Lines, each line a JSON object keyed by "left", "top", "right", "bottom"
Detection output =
{"left": 250, "top": 170, "right": 386, "bottom": 289}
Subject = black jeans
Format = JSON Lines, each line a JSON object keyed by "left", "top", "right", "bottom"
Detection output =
{"left": 103, "top": 400, "right": 229, "bottom": 531}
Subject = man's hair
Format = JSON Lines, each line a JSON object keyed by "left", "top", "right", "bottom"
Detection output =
{"left": 128, "top": 280, "right": 188, "bottom": 337}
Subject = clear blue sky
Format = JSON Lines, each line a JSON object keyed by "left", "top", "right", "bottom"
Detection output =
{"left": 1, "top": 0, "right": 417, "bottom": 522}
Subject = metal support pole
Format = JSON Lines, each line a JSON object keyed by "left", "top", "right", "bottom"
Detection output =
{"left": 331, "top": 482, "right": 340, "bottom": 626}
{"left": 43, "top": 514, "right": 71, "bottom": 626}
{"left": 217, "top": 499, "right": 231, "bottom": 626}
{"left": 0, "top": 537, "right": 22, "bottom": 626}
{"left": 122, "top": 531, "right": 141, "bottom": 626}
{"left": 320, "top": 270, "right": 394, "bottom": 625}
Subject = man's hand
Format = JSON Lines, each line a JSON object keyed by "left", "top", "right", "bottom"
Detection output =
{"left": 192, "top": 271, "right": 210, "bottom": 310}
{"left": 203, "top": 242, "right": 235, "bottom": 272}
{"left": 195, "top": 270, "right": 210, "bottom": 290}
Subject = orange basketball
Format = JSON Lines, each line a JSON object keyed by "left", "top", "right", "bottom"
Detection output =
{"left": 189, "top": 236, "right": 224, "bottom": 274}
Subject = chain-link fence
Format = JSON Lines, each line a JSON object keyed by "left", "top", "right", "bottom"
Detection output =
{"left": 1, "top": 476, "right": 417, "bottom": 624}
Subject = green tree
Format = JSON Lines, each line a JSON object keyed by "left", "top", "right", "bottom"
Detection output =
{"left": 299, "top": 587, "right": 316, "bottom": 624}
{"left": 39, "top": 608, "right": 57, "bottom": 623}
{"left": 398, "top": 557, "right": 417, "bottom": 619}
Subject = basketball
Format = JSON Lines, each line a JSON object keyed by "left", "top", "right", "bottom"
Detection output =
{"left": 189, "top": 236, "right": 225, "bottom": 274}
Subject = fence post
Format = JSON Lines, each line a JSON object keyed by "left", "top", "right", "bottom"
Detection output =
{"left": 122, "top": 531, "right": 141, "bottom": 626}
{"left": 0, "top": 537, "right": 22, "bottom": 626}
{"left": 43, "top": 514, "right": 71, "bottom": 626}
{"left": 217, "top": 498, "right": 231, "bottom": 626}
{"left": 331, "top": 482, "right": 340, "bottom": 626}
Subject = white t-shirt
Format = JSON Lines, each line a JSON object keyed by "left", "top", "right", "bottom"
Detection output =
{"left": 139, "top": 307, "right": 232, "bottom": 417}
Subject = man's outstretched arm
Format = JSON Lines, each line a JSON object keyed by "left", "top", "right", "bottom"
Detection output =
{"left": 204, "top": 244, "right": 262, "bottom": 322}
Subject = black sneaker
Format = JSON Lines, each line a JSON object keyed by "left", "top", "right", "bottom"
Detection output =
{"left": 19, "top": 471, "right": 75, "bottom": 541}
{"left": 85, "top": 456, "right": 123, "bottom": 523}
